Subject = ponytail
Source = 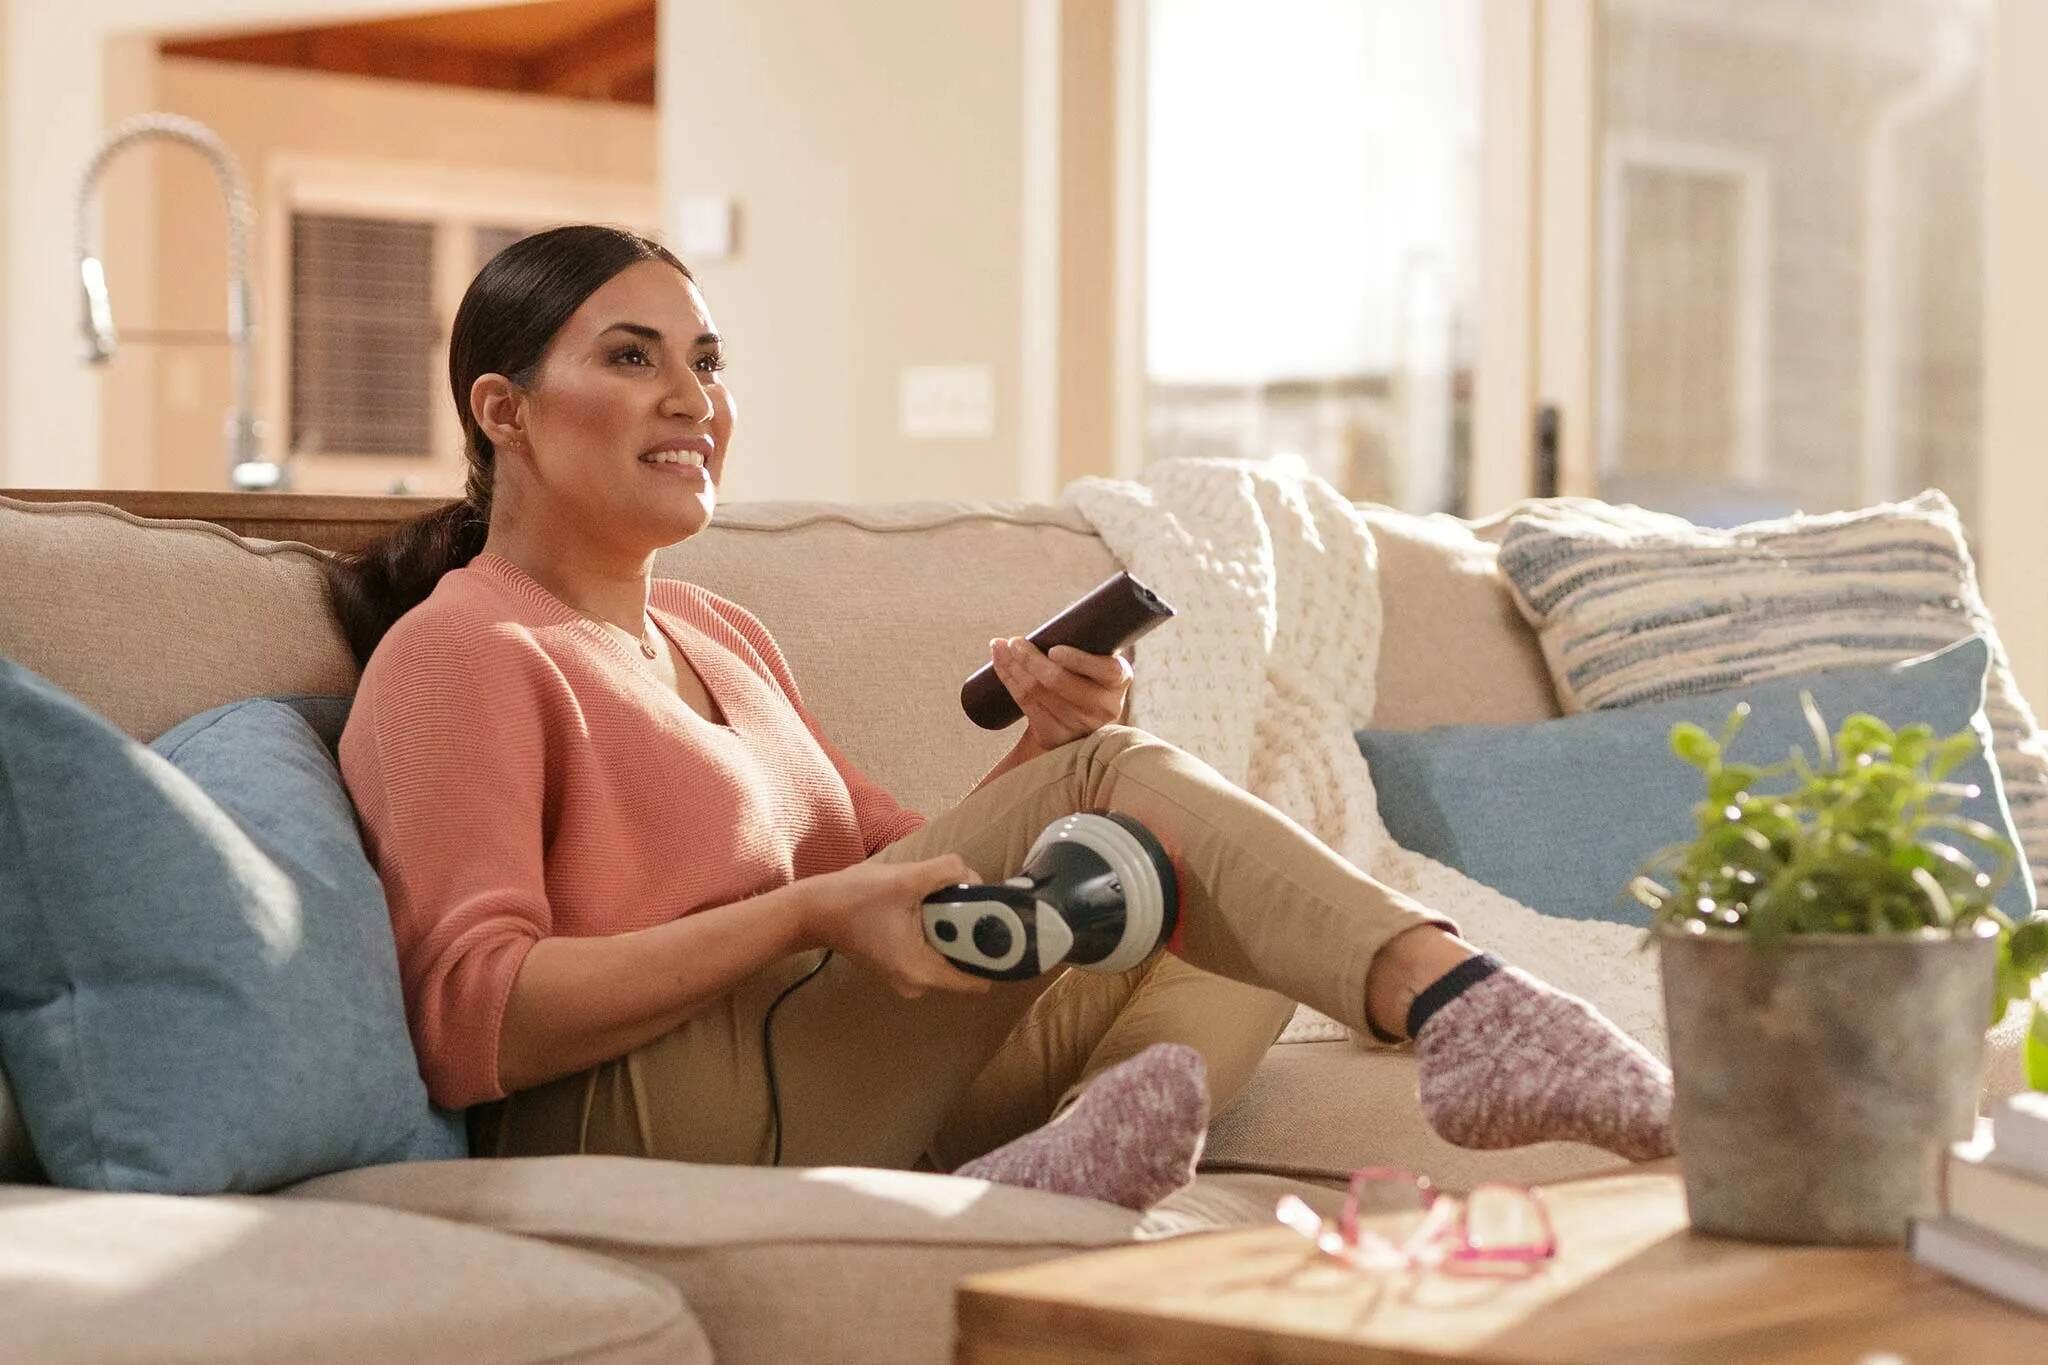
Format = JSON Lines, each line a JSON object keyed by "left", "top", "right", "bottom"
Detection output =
{"left": 323, "top": 491, "right": 490, "bottom": 669}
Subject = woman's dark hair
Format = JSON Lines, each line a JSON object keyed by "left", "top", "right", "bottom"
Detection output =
{"left": 323, "top": 224, "right": 693, "bottom": 667}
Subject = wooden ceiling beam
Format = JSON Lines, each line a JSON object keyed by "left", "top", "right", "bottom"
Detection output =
{"left": 165, "top": 29, "right": 530, "bottom": 97}
{"left": 526, "top": 4, "right": 657, "bottom": 101}
{"left": 612, "top": 66, "right": 657, "bottom": 106}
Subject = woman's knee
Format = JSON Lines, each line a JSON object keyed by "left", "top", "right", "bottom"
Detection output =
{"left": 1070, "top": 723, "right": 1142, "bottom": 783}
{"left": 1076, "top": 722, "right": 1161, "bottom": 763}
{"left": 1066, "top": 723, "right": 1191, "bottom": 810}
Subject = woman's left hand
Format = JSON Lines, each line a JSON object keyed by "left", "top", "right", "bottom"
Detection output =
{"left": 988, "top": 636, "right": 1133, "bottom": 750}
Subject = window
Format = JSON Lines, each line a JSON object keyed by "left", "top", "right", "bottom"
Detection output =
{"left": 285, "top": 214, "right": 533, "bottom": 460}
{"left": 1141, "top": 0, "right": 1482, "bottom": 513}
{"left": 288, "top": 213, "right": 437, "bottom": 458}
{"left": 263, "top": 157, "right": 656, "bottom": 488}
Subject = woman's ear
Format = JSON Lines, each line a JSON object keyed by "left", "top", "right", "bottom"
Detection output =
{"left": 470, "top": 373, "right": 528, "bottom": 453}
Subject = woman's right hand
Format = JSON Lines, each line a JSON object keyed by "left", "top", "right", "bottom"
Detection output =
{"left": 801, "top": 855, "right": 997, "bottom": 999}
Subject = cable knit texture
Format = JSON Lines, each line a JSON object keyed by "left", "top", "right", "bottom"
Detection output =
{"left": 1061, "top": 457, "right": 1666, "bottom": 1057}
{"left": 338, "top": 552, "right": 928, "bottom": 1109}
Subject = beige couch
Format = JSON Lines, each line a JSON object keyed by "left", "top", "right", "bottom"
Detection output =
{"left": 0, "top": 490, "right": 1632, "bottom": 1365}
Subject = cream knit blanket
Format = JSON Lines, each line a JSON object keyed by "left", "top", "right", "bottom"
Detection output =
{"left": 1060, "top": 456, "right": 1667, "bottom": 1055}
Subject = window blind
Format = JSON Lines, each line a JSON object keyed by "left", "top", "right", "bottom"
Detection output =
{"left": 289, "top": 213, "right": 437, "bottom": 456}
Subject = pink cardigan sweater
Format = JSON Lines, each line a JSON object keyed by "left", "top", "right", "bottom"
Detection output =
{"left": 338, "top": 552, "right": 929, "bottom": 1109}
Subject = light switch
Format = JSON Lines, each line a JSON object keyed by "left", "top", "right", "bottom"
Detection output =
{"left": 674, "top": 195, "right": 736, "bottom": 259}
{"left": 899, "top": 364, "right": 994, "bottom": 438}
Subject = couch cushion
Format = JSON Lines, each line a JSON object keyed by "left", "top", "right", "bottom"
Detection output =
{"left": 0, "top": 492, "right": 1555, "bottom": 814}
{"left": 0, "top": 496, "right": 356, "bottom": 743}
{"left": 0, "top": 1183, "right": 709, "bottom": 1364}
{"left": 656, "top": 499, "right": 1123, "bottom": 814}
{"left": 1358, "top": 506, "right": 1560, "bottom": 730}
{"left": 661, "top": 497, "right": 1559, "bottom": 816}
{"left": 0, "top": 668, "right": 465, "bottom": 1193}
{"left": 1201, "top": 1040, "right": 1629, "bottom": 1193}
{"left": 1496, "top": 491, "right": 2048, "bottom": 904}
{"left": 0, "top": 1060, "right": 35, "bottom": 1183}
{"left": 288, "top": 1155, "right": 1144, "bottom": 1365}
{"left": 1356, "top": 637, "right": 2033, "bottom": 928}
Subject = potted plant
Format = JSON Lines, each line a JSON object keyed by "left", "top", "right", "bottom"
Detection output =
{"left": 1631, "top": 697, "right": 2048, "bottom": 1246}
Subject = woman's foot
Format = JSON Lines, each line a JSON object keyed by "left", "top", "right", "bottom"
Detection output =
{"left": 953, "top": 1043, "right": 1209, "bottom": 1210}
{"left": 1408, "top": 955, "right": 1675, "bottom": 1161}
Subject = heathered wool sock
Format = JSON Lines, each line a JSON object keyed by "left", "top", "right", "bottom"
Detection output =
{"left": 1413, "top": 962, "right": 1676, "bottom": 1161}
{"left": 954, "top": 1043, "right": 1209, "bottom": 1211}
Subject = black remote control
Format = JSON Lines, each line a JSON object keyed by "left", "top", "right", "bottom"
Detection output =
{"left": 961, "top": 571, "right": 1176, "bottom": 730}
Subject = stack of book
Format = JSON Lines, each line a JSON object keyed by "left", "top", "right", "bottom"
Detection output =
{"left": 1910, "top": 1091, "right": 2048, "bottom": 1313}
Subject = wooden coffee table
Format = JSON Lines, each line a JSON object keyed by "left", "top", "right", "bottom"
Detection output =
{"left": 955, "top": 1170, "right": 2048, "bottom": 1363}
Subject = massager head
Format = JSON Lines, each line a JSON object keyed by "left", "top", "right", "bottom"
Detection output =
{"left": 921, "top": 810, "right": 1179, "bottom": 982}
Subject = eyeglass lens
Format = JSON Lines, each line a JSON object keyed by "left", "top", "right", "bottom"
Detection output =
{"left": 1463, "top": 1186, "right": 1547, "bottom": 1252}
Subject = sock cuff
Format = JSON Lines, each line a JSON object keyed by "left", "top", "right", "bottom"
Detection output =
{"left": 1406, "top": 952, "right": 1504, "bottom": 1041}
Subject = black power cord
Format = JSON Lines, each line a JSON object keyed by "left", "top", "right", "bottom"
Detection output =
{"left": 760, "top": 948, "right": 834, "bottom": 1166}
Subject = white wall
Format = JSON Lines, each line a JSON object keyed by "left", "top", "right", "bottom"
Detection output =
{"left": 141, "top": 55, "right": 657, "bottom": 493}
{"left": 5, "top": 0, "right": 1058, "bottom": 501}
{"left": 0, "top": 5, "right": 8, "bottom": 468}
{"left": 0, "top": 0, "right": 514, "bottom": 488}
{"left": 1984, "top": 0, "right": 2048, "bottom": 704}
{"left": 656, "top": 0, "right": 1038, "bottom": 505}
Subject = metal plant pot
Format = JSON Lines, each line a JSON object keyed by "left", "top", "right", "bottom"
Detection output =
{"left": 1657, "top": 922, "right": 1997, "bottom": 1245}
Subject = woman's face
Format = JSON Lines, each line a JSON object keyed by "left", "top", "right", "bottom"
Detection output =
{"left": 513, "top": 259, "right": 735, "bottom": 552}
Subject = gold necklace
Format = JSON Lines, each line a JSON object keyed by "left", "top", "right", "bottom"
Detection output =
{"left": 588, "top": 610, "right": 659, "bottom": 659}
{"left": 629, "top": 615, "right": 659, "bottom": 659}
{"left": 490, "top": 555, "right": 659, "bottom": 659}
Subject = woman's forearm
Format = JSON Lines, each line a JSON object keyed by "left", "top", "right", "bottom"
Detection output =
{"left": 967, "top": 731, "right": 1048, "bottom": 796}
{"left": 495, "top": 729, "right": 1049, "bottom": 1095}
{"left": 495, "top": 878, "right": 820, "bottom": 1095}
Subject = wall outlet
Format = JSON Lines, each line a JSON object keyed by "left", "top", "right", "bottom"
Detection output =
{"left": 899, "top": 364, "right": 994, "bottom": 438}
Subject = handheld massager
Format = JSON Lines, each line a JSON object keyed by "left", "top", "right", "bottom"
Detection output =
{"left": 921, "top": 810, "right": 1180, "bottom": 981}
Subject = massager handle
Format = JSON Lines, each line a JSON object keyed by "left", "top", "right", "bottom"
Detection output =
{"left": 921, "top": 882, "right": 1075, "bottom": 981}
{"left": 960, "top": 571, "right": 1176, "bottom": 731}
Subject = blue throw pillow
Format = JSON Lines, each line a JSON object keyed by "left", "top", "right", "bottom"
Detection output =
{"left": 0, "top": 660, "right": 466, "bottom": 1193}
{"left": 1355, "top": 636, "right": 2036, "bottom": 927}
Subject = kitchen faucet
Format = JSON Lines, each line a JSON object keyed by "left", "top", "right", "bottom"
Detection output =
{"left": 74, "top": 112, "right": 282, "bottom": 491}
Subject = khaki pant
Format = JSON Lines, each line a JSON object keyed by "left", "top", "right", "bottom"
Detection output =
{"left": 472, "top": 724, "right": 1447, "bottom": 1171}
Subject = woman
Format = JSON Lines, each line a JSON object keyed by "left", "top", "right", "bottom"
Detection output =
{"left": 329, "top": 225, "right": 1672, "bottom": 1212}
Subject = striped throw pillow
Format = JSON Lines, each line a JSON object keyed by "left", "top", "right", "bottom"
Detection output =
{"left": 1497, "top": 490, "right": 2048, "bottom": 901}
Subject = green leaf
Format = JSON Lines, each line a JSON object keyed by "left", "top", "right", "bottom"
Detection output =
{"left": 1707, "top": 763, "right": 1763, "bottom": 807}
{"left": 1671, "top": 722, "right": 1719, "bottom": 769}
{"left": 1837, "top": 714, "right": 1894, "bottom": 765}
{"left": 1717, "top": 701, "right": 1752, "bottom": 751}
{"left": 1638, "top": 701, "right": 2013, "bottom": 956}
{"left": 1931, "top": 732, "right": 1980, "bottom": 781}
{"left": 1994, "top": 948, "right": 2034, "bottom": 1027}
{"left": 2010, "top": 917, "right": 2048, "bottom": 976}
{"left": 1910, "top": 866, "right": 1957, "bottom": 927}
{"left": 1801, "top": 691, "right": 1834, "bottom": 770}
{"left": 1893, "top": 724, "right": 1933, "bottom": 771}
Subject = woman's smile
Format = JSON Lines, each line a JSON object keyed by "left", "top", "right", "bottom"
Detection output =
{"left": 644, "top": 459, "right": 709, "bottom": 483}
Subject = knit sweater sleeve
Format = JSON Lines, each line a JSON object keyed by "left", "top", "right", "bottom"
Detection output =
{"left": 338, "top": 618, "right": 556, "bottom": 1110}
{"left": 705, "top": 594, "right": 930, "bottom": 854}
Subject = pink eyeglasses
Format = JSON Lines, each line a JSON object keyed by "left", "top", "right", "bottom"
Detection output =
{"left": 1275, "top": 1167, "right": 1557, "bottom": 1276}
